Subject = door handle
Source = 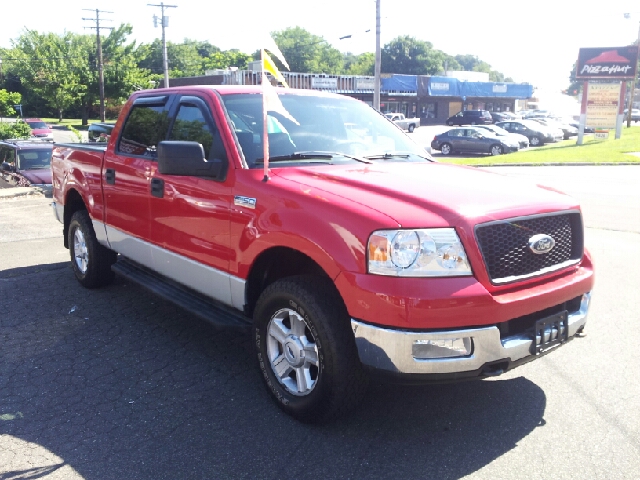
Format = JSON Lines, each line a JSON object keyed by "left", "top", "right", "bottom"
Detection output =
{"left": 105, "top": 168, "right": 115, "bottom": 185}
{"left": 150, "top": 178, "right": 164, "bottom": 198}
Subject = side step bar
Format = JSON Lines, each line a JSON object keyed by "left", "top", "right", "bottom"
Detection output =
{"left": 112, "top": 258, "right": 251, "bottom": 330}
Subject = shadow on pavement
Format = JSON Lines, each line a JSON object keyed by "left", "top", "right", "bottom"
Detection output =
{"left": 0, "top": 265, "right": 546, "bottom": 479}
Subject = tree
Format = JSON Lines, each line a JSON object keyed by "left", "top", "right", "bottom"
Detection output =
{"left": 271, "top": 27, "right": 343, "bottom": 74}
{"left": 9, "top": 30, "right": 86, "bottom": 121}
{"left": 0, "top": 89, "right": 21, "bottom": 117}
{"left": 203, "top": 49, "right": 251, "bottom": 71}
{"left": 344, "top": 53, "right": 375, "bottom": 75}
{"left": 137, "top": 38, "right": 207, "bottom": 79}
{"left": 381, "top": 36, "right": 446, "bottom": 75}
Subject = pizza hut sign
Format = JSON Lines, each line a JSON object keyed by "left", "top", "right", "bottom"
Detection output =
{"left": 576, "top": 46, "right": 638, "bottom": 79}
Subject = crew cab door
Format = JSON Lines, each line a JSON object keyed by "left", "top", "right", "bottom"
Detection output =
{"left": 102, "top": 94, "right": 172, "bottom": 264}
{"left": 146, "top": 94, "right": 235, "bottom": 305}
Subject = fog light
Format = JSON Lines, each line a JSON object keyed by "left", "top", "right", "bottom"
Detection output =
{"left": 412, "top": 337, "right": 472, "bottom": 359}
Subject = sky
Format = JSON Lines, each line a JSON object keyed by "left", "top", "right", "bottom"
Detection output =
{"left": 1, "top": 0, "right": 639, "bottom": 105}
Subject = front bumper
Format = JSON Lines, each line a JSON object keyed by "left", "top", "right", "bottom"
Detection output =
{"left": 351, "top": 292, "right": 590, "bottom": 380}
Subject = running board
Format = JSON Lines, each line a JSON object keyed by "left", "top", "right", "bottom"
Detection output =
{"left": 112, "top": 258, "right": 251, "bottom": 330}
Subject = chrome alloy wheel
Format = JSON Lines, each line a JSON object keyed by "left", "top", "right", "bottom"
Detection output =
{"left": 73, "top": 228, "right": 89, "bottom": 274}
{"left": 266, "top": 308, "right": 320, "bottom": 396}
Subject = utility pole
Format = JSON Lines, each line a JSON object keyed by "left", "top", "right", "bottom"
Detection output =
{"left": 623, "top": 13, "right": 640, "bottom": 128}
{"left": 83, "top": 9, "right": 113, "bottom": 122}
{"left": 373, "top": 0, "right": 381, "bottom": 111}
{"left": 148, "top": 2, "right": 177, "bottom": 88}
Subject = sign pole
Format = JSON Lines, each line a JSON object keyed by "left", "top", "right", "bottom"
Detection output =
{"left": 616, "top": 82, "right": 627, "bottom": 139}
{"left": 577, "top": 81, "right": 588, "bottom": 145}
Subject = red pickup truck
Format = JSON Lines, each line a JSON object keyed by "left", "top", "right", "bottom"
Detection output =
{"left": 52, "top": 86, "right": 594, "bottom": 423}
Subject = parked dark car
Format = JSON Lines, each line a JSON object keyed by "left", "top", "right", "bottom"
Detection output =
{"left": 88, "top": 122, "right": 116, "bottom": 142}
{"left": 474, "top": 124, "right": 530, "bottom": 149}
{"left": 0, "top": 140, "right": 53, "bottom": 189}
{"left": 489, "top": 111, "right": 510, "bottom": 123}
{"left": 495, "top": 120, "right": 562, "bottom": 146}
{"left": 430, "top": 127, "right": 519, "bottom": 156}
{"left": 446, "top": 110, "right": 493, "bottom": 126}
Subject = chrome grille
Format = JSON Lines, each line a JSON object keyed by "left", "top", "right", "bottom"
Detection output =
{"left": 475, "top": 212, "right": 583, "bottom": 284}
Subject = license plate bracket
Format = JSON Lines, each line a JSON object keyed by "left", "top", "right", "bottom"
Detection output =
{"left": 533, "top": 311, "right": 568, "bottom": 355}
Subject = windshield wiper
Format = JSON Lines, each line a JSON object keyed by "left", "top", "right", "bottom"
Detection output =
{"left": 256, "top": 151, "right": 372, "bottom": 164}
{"left": 365, "top": 152, "right": 411, "bottom": 160}
{"left": 364, "top": 152, "right": 434, "bottom": 161}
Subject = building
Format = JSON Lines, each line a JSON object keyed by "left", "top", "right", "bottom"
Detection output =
{"left": 160, "top": 70, "right": 534, "bottom": 125}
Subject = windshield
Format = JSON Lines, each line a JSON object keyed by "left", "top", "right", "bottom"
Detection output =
{"left": 17, "top": 149, "right": 52, "bottom": 169}
{"left": 26, "top": 121, "right": 49, "bottom": 129}
{"left": 220, "top": 92, "right": 430, "bottom": 168}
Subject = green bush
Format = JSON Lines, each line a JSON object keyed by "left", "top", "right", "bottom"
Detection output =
{"left": 0, "top": 120, "right": 32, "bottom": 140}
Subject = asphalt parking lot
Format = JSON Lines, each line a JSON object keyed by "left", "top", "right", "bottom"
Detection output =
{"left": 1, "top": 166, "right": 639, "bottom": 479}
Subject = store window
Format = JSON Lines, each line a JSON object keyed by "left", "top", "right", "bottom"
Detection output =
{"left": 421, "top": 103, "right": 437, "bottom": 119}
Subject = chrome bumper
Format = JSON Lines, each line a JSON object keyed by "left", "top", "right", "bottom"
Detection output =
{"left": 351, "top": 292, "right": 591, "bottom": 376}
{"left": 51, "top": 201, "right": 64, "bottom": 224}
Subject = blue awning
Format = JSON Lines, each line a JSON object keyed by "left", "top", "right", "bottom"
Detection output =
{"left": 381, "top": 75, "right": 417, "bottom": 93}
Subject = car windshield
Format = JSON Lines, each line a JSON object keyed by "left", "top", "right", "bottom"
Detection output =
{"left": 220, "top": 92, "right": 431, "bottom": 169}
{"left": 17, "top": 149, "right": 52, "bottom": 169}
{"left": 26, "top": 121, "right": 48, "bottom": 129}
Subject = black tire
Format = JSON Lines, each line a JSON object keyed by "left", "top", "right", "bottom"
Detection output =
{"left": 440, "top": 143, "right": 452, "bottom": 155}
{"left": 530, "top": 136, "right": 543, "bottom": 147}
{"left": 471, "top": 121, "right": 477, "bottom": 125}
{"left": 490, "top": 144, "right": 503, "bottom": 156}
{"left": 68, "top": 210, "right": 117, "bottom": 288}
{"left": 254, "top": 275, "right": 368, "bottom": 423}
{"left": 408, "top": 124, "right": 415, "bottom": 133}
{"left": 447, "top": 121, "right": 454, "bottom": 126}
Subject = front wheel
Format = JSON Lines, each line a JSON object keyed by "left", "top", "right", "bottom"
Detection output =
{"left": 490, "top": 144, "right": 503, "bottom": 156}
{"left": 254, "top": 275, "right": 368, "bottom": 423}
{"left": 530, "top": 136, "right": 542, "bottom": 146}
{"left": 68, "top": 210, "right": 117, "bottom": 288}
{"left": 440, "top": 143, "right": 452, "bottom": 155}
{"left": 447, "top": 121, "right": 454, "bottom": 126}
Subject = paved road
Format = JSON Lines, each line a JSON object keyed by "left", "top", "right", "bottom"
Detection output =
{"left": 1, "top": 167, "right": 639, "bottom": 479}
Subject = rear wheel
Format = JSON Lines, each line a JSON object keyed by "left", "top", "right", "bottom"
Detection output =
{"left": 408, "top": 124, "right": 415, "bottom": 133}
{"left": 447, "top": 121, "right": 454, "bottom": 126}
{"left": 68, "top": 210, "right": 117, "bottom": 288}
{"left": 440, "top": 143, "right": 452, "bottom": 155}
{"left": 254, "top": 275, "right": 368, "bottom": 423}
{"left": 490, "top": 144, "right": 503, "bottom": 156}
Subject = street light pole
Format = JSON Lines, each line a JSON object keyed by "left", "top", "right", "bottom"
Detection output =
{"left": 373, "top": 0, "right": 381, "bottom": 111}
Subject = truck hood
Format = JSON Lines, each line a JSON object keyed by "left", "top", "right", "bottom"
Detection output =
{"left": 273, "top": 162, "right": 579, "bottom": 227}
{"left": 21, "top": 169, "right": 52, "bottom": 185}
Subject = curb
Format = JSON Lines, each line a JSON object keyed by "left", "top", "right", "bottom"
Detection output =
{"left": 0, "top": 187, "right": 45, "bottom": 199}
{"left": 473, "top": 162, "right": 640, "bottom": 167}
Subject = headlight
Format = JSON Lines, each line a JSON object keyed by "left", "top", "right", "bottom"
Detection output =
{"left": 368, "top": 228, "right": 472, "bottom": 277}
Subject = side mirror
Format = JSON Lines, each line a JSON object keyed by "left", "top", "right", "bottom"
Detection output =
{"left": 157, "top": 141, "right": 226, "bottom": 179}
{"left": 1, "top": 162, "right": 15, "bottom": 172}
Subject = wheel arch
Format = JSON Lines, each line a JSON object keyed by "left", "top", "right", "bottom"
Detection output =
{"left": 63, "top": 188, "right": 88, "bottom": 249}
{"left": 244, "top": 246, "right": 343, "bottom": 319}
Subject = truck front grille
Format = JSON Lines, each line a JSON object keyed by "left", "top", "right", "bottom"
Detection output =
{"left": 475, "top": 212, "right": 583, "bottom": 284}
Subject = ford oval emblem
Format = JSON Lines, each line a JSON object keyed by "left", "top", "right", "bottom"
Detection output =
{"left": 529, "top": 234, "right": 555, "bottom": 255}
